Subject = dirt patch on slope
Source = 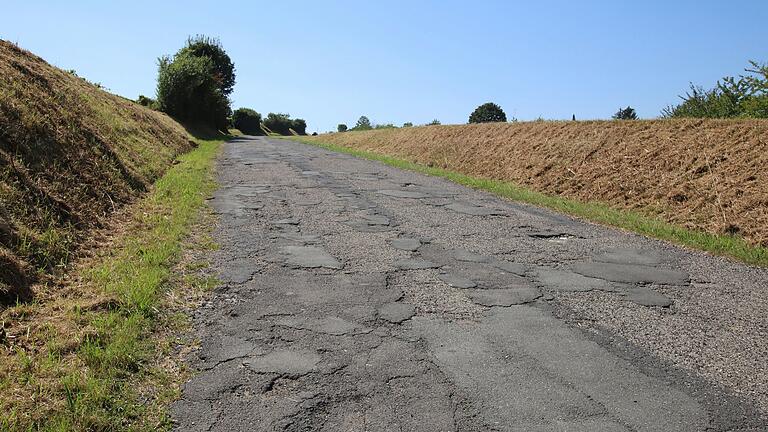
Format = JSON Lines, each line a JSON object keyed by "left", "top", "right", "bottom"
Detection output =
{"left": 307, "top": 120, "right": 768, "bottom": 247}
{"left": 0, "top": 40, "right": 194, "bottom": 300}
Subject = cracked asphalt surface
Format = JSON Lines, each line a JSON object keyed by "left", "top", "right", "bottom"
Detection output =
{"left": 171, "top": 136, "right": 767, "bottom": 431}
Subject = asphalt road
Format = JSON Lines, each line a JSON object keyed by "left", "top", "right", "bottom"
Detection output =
{"left": 171, "top": 136, "right": 766, "bottom": 431}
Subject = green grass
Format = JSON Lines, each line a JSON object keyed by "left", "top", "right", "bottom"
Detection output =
{"left": 1, "top": 132, "right": 228, "bottom": 431}
{"left": 288, "top": 136, "right": 768, "bottom": 267}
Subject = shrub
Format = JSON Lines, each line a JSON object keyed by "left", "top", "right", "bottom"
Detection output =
{"left": 337, "top": 124, "right": 348, "bottom": 132}
{"left": 427, "top": 119, "right": 441, "bottom": 126}
{"left": 662, "top": 60, "right": 768, "bottom": 118}
{"left": 156, "top": 52, "right": 230, "bottom": 130}
{"left": 264, "top": 113, "right": 291, "bottom": 134}
{"left": 374, "top": 123, "right": 397, "bottom": 129}
{"left": 402, "top": 122, "right": 413, "bottom": 127}
{"left": 469, "top": 102, "right": 507, "bottom": 123}
{"left": 612, "top": 106, "right": 638, "bottom": 120}
{"left": 263, "top": 113, "right": 307, "bottom": 135}
{"left": 292, "top": 118, "right": 307, "bottom": 135}
{"left": 136, "top": 95, "right": 157, "bottom": 109}
{"left": 232, "top": 108, "right": 263, "bottom": 135}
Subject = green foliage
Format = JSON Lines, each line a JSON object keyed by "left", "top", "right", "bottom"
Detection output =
{"left": 427, "top": 119, "right": 441, "bottom": 126}
{"left": 263, "top": 113, "right": 307, "bottom": 135}
{"left": 402, "top": 122, "right": 413, "bottom": 127}
{"left": 232, "top": 108, "right": 263, "bottom": 135}
{"left": 663, "top": 60, "right": 768, "bottom": 118}
{"left": 612, "top": 106, "right": 637, "bottom": 120}
{"left": 353, "top": 116, "right": 372, "bottom": 131}
{"left": 177, "top": 35, "right": 236, "bottom": 96}
{"left": 136, "top": 95, "right": 157, "bottom": 109}
{"left": 292, "top": 118, "right": 307, "bottom": 135}
{"left": 337, "top": 124, "right": 348, "bottom": 132}
{"left": 374, "top": 123, "right": 397, "bottom": 129}
{"left": 155, "top": 36, "right": 234, "bottom": 130}
{"left": 468, "top": 102, "right": 507, "bottom": 123}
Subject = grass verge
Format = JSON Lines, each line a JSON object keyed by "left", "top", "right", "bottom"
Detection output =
{"left": 0, "top": 132, "right": 228, "bottom": 431}
{"left": 288, "top": 136, "right": 768, "bottom": 267}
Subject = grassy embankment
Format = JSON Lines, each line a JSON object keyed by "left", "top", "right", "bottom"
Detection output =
{"left": 0, "top": 40, "right": 230, "bottom": 430}
{"left": 1, "top": 133, "right": 226, "bottom": 430}
{"left": 292, "top": 125, "right": 768, "bottom": 267}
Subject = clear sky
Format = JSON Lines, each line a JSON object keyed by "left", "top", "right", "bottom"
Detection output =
{"left": 2, "top": 1, "right": 767, "bottom": 132}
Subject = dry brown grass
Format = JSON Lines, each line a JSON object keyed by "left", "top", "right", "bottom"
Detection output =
{"left": 309, "top": 120, "right": 768, "bottom": 247}
{"left": 0, "top": 40, "right": 194, "bottom": 301}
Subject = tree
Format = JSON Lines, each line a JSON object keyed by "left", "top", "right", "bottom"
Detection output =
{"left": 469, "top": 102, "right": 507, "bottom": 123}
{"left": 427, "top": 119, "right": 441, "bottom": 126}
{"left": 402, "top": 122, "right": 413, "bottom": 127}
{"left": 263, "top": 113, "right": 307, "bottom": 135}
{"left": 232, "top": 108, "right": 263, "bottom": 135}
{"left": 291, "top": 118, "right": 307, "bottom": 135}
{"left": 662, "top": 60, "right": 768, "bottom": 119}
{"left": 178, "top": 35, "right": 236, "bottom": 96}
{"left": 612, "top": 106, "right": 638, "bottom": 120}
{"left": 136, "top": 95, "right": 157, "bottom": 109}
{"left": 337, "top": 124, "right": 348, "bottom": 132}
{"left": 156, "top": 52, "right": 230, "bottom": 130}
{"left": 355, "top": 116, "right": 372, "bottom": 130}
{"left": 264, "top": 113, "right": 293, "bottom": 135}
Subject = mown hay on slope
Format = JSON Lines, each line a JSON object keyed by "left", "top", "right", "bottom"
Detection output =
{"left": 309, "top": 119, "right": 768, "bottom": 247}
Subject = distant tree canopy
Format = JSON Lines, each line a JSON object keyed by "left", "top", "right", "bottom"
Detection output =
{"left": 612, "top": 106, "right": 638, "bottom": 120}
{"left": 156, "top": 36, "right": 234, "bottom": 131}
{"left": 353, "top": 116, "right": 372, "bottom": 131}
{"left": 337, "top": 124, "right": 348, "bottom": 132}
{"left": 469, "top": 102, "right": 507, "bottom": 123}
{"left": 292, "top": 118, "right": 307, "bottom": 135}
{"left": 263, "top": 113, "right": 307, "bottom": 135}
{"left": 663, "top": 60, "right": 768, "bottom": 119}
{"left": 402, "top": 122, "right": 413, "bottom": 127}
{"left": 232, "top": 108, "right": 263, "bottom": 135}
{"left": 427, "top": 119, "right": 441, "bottom": 126}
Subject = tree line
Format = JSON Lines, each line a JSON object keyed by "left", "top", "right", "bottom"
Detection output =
{"left": 137, "top": 35, "right": 309, "bottom": 135}
{"left": 138, "top": 37, "right": 765, "bottom": 134}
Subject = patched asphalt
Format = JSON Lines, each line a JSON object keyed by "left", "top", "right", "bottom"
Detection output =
{"left": 172, "top": 136, "right": 767, "bottom": 431}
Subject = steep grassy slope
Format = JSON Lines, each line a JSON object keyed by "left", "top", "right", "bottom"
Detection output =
{"left": 0, "top": 40, "right": 194, "bottom": 301}
{"left": 306, "top": 120, "right": 768, "bottom": 249}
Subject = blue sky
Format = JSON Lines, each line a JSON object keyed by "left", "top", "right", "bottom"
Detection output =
{"left": 3, "top": 1, "right": 767, "bottom": 132}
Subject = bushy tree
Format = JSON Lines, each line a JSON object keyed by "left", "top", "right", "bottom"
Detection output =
{"left": 469, "top": 102, "right": 507, "bottom": 123}
{"left": 178, "top": 35, "right": 236, "bottom": 96}
{"left": 662, "top": 60, "right": 768, "bottom": 118}
{"left": 354, "top": 116, "right": 372, "bottom": 131}
{"left": 263, "top": 113, "right": 292, "bottom": 135}
{"left": 337, "top": 124, "right": 348, "bottom": 132}
{"left": 156, "top": 36, "right": 235, "bottom": 130}
{"left": 292, "top": 118, "right": 307, "bottom": 135}
{"left": 427, "top": 119, "right": 441, "bottom": 126}
{"left": 156, "top": 52, "right": 230, "bottom": 130}
{"left": 612, "top": 106, "right": 638, "bottom": 120}
{"left": 232, "top": 108, "right": 263, "bottom": 135}
{"left": 374, "top": 123, "right": 397, "bottom": 129}
{"left": 402, "top": 122, "right": 413, "bottom": 127}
